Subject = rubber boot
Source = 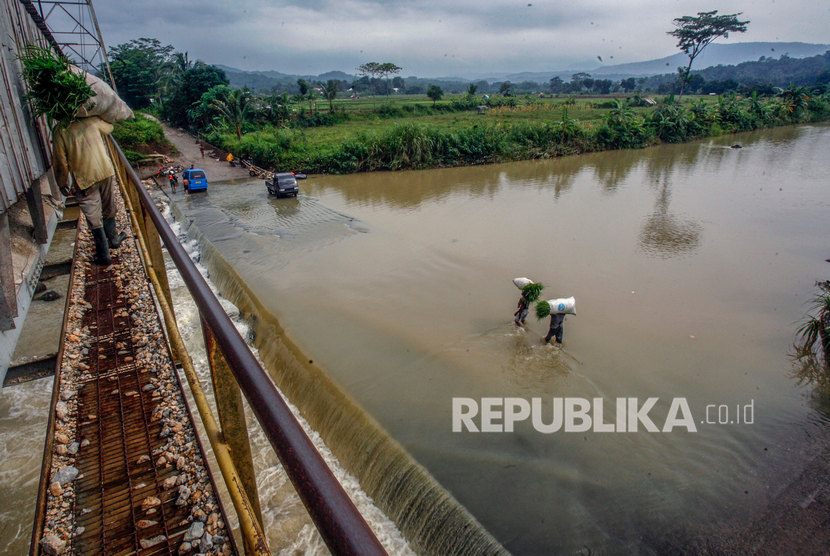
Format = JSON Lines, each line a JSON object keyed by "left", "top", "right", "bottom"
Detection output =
{"left": 103, "top": 217, "right": 127, "bottom": 249}
{"left": 91, "top": 227, "right": 111, "bottom": 265}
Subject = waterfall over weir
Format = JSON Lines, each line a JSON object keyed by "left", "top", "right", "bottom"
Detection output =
{"left": 167, "top": 201, "right": 508, "bottom": 556}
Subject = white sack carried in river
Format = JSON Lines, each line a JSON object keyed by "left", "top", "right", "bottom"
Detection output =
{"left": 546, "top": 297, "right": 576, "bottom": 315}
{"left": 71, "top": 66, "right": 133, "bottom": 123}
{"left": 513, "top": 277, "right": 533, "bottom": 290}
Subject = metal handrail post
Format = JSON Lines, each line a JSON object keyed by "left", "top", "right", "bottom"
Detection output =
{"left": 201, "top": 316, "right": 265, "bottom": 547}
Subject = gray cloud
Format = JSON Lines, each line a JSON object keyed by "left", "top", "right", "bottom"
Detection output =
{"left": 96, "top": 0, "right": 829, "bottom": 77}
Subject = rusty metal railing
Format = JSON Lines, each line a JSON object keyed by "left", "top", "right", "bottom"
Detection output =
{"left": 107, "top": 138, "right": 388, "bottom": 556}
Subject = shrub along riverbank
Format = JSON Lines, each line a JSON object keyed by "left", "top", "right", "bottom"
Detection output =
{"left": 202, "top": 90, "right": 830, "bottom": 174}
{"left": 126, "top": 90, "right": 830, "bottom": 175}
{"left": 111, "top": 112, "right": 177, "bottom": 164}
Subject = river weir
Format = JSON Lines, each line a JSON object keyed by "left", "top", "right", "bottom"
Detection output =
{"left": 161, "top": 198, "right": 507, "bottom": 555}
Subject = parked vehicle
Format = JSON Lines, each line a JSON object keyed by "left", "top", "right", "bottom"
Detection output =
{"left": 266, "top": 172, "right": 299, "bottom": 198}
{"left": 182, "top": 168, "right": 208, "bottom": 193}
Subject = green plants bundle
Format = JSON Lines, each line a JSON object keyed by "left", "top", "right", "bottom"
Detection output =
{"left": 18, "top": 44, "right": 94, "bottom": 128}
{"left": 535, "top": 300, "right": 551, "bottom": 320}
{"left": 522, "top": 283, "right": 544, "bottom": 303}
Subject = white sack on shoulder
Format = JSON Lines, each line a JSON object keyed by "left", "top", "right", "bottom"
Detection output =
{"left": 71, "top": 65, "right": 133, "bottom": 123}
{"left": 513, "top": 277, "right": 533, "bottom": 290}
{"left": 546, "top": 297, "right": 576, "bottom": 315}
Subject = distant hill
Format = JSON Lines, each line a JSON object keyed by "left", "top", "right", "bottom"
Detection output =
{"left": 640, "top": 50, "right": 830, "bottom": 93}
{"left": 214, "top": 42, "right": 830, "bottom": 91}
{"left": 589, "top": 42, "right": 830, "bottom": 77}
{"left": 489, "top": 42, "right": 830, "bottom": 83}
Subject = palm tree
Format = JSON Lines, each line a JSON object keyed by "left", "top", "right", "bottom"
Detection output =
{"left": 211, "top": 88, "right": 253, "bottom": 140}
{"left": 266, "top": 93, "right": 290, "bottom": 126}
{"left": 158, "top": 51, "right": 193, "bottom": 104}
{"left": 172, "top": 52, "right": 192, "bottom": 76}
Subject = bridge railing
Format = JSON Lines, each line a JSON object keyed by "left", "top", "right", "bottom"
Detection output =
{"left": 107, "top": 137, "right": 388, "bottom": 556}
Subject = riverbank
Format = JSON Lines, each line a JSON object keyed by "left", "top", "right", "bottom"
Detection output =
{"left": 200, "top": 92, "right": 830, "bottom": 175}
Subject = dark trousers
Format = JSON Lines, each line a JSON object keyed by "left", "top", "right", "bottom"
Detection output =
{"left": 545, "top": 323, "right": 563, "bottom": 344}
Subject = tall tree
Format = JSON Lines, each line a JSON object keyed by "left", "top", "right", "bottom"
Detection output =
{"left": 159, "top": 51, "right": 193, "bottom": 102}
{"left": 265, "top": 92, "right": 291, "bottom": 126}
{"left": 358, "top": 61, "right": 401, "bottom": 99}
{"left": 357, "top": 62, "right": 382, "bottom": 106}
{"left": 668, "top": 10, "right": 749, "bottom": 98}
{"left": 108, "top": 38, "right": 173, "bottom": 108}
{"left": 296, "top": 78, "right": 310, "bottom": 111}
{"left": 171, "top": 52, "right": 193, "bottom": 77}
{"left": 427, "top": 85, "right": 443, "bottom": 106}
{"left": 163, "top": 62, "right": 228, "bottom": 127}
{"left": 357, "top": 62, "right": 382, "bottom": 82}
{"left": 377, "top": 62, "right": 402, "bottom": 97}
{"left": 211, "top": 87, "right": 254, "bottom": 140}
{"left": 319, "top": 80, "right": 339, "bottom": 113}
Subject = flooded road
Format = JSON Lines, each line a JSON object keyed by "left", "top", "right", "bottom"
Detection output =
{"left": 167, "top": 124, "right": 829, "bottom": 554}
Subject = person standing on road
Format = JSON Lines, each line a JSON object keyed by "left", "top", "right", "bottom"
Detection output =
{"left": 199, "top": 142, "right": 205, "bottom": 158}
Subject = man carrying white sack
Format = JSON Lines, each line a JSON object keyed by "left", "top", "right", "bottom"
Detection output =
{"left": 19, "top": 46, "right": 130, "bottom": 265}
{"left": 52, "top": 116, "right": 126, "bottom": 265}
{"left": 537, "top": 296, "right": 575, "bottom": 345}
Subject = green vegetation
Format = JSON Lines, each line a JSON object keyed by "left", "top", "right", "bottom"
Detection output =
{"left": 427, "top": 85, "right": 444, "bottom": 106}
{"left": 535, "top": 301, "right": 551, "bottom": 320}
{"left": 18, "top": 45, "right": 93, "bottom": 128}
{"left": 112, "top": 112, "right": 176, "bottom": 164}
{"left": 798, "top": 281, "right": 830, "bottom": 370}
{"left": 108, "top": 37, "right": 228, "bottom": 127}
{"left": 357, "top": 62, "right": 402, "bottom": 98}
{"left": 521, "top": 283, "right": 544, "bottom": 303}
{"left": 793, "top": 281, "right": 830, "bottom": 395}
{"left": 200, "top": 88, "right": 830, "bottom": 174}
{"left": 106, "top": 36, "right": 830, "bottom": 175}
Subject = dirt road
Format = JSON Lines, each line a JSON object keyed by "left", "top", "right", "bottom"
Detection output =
{"left": 161, "top": 124, "right": 252, "bottom": 182}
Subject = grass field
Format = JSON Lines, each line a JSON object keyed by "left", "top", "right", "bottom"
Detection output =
{"left": 195, "top": 91, "right": 826, "bottom": 173}
{"left": 287, "top": 94, "right": 663, "bottom": 149}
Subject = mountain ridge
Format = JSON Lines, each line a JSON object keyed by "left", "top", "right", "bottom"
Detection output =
{"left": 215, "top": 42, "right": 830, "bottom": 89}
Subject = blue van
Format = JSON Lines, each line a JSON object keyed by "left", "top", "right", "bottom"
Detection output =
{"left": 182, "top": 169, "right": 208, "bottom": 193}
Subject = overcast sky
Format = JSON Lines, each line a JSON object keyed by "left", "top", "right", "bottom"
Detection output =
{"left": 93, "top": 0, "right": 829, "bottom": 77}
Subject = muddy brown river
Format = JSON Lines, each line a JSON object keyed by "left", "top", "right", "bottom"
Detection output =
{"left": 166, "top": 124, "right": 830, "bottom": 554}
{"left": 4, "top": 124, "right": 827, "bottom": 554}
